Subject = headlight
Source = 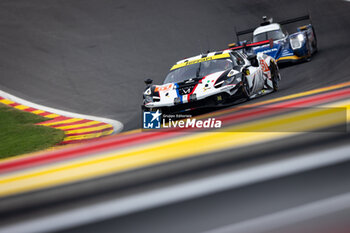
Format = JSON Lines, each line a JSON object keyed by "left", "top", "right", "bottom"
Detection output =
{"left": 144, "top": 88, "right": 151, "bottom": 95}
{"left": 297, "top": 34, "right": 304, "bottom": 41}
{"left": 224, "top": 76, "right": 234, "bottom": 84}
{"left": 227, "top": 70, "right": 236, "bottom": 78}
{"left": 215, "top": 73, "right": 242, "bottom": 88}
{"left": 144, "top": 95, "right": 153, "bottom": 103}
{"left": 224, "top": 74, "right": 242, "bottom": 85}
{"left": 144, "top": 87, "right": 153, "bottom": 103}
{"left": 290, "top": 34, "right": 305, "bottom": 50}
{"left": 225, "top": 70, "right": 242, "bottom": 84}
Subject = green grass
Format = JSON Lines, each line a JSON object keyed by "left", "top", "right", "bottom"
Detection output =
{"left": 0, "top": 104, "right": 65, "bottom": 159}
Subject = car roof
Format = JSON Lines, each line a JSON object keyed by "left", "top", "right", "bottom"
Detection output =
{"left": 253, "top": 23, "right": 281, "bottom": 35}
{"left": 170, "top": 50, "right": 232, "bottom": 71}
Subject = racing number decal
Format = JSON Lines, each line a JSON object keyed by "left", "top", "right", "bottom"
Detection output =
{"left": 259, "top": 59, "right": 270, "bottom": 72}
{"left": 155, "top": 84, "right": 173, "bottom": 92}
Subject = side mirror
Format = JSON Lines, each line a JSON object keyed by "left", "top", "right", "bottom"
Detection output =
{"left": 144, "top": 78, "right": 153, "bottom": 85}
{"left": 228, "top": 42, "right": 237, "bottom": 48}
{"left": 247, "top": 54, "right": 257, "bottom": 61}
{"left": 247, "top": 54, "right": 259, "bottom": 67}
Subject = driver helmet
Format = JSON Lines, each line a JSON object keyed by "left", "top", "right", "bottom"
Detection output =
{"left": 224, "top": 59, "right": 233, "bottom": 70}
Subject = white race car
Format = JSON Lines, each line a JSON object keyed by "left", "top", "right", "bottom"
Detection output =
{"left": 142, "top": 49, "right": 281, "bottom": 113}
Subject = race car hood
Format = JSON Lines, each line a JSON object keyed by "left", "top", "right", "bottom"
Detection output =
{"left": 252, "top": 41, "right": 283, "bottom": 59}
{"left": 148, "top": 70, "right": 228, "bottom": 107}
{"left": 252, "top": 39, "right": 299, "bottom": 61}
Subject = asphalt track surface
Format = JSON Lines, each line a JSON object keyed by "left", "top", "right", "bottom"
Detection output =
{"left": 0, "top": 0, "right": 349, "bottom": 232}
{"left": 0, "top": 0, "right": 349, "bottom": 130}
{"left": 58, "top": 153, "right": 350, "bottom": 233}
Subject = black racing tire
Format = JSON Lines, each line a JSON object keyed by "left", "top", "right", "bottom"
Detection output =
{"left": 241, "top": 74, "right": 251, "bottom": 99}
{"left": 311, "top": 26, "right": 318, "bottom": 54}
{"left": 141, "top": 105, "right": 161, "bottom": 113}
{"left": 270, "top": 61, "right": 280, "bottom": 92}
{"left": 305, "top": 36, "right": 312, "bottom": 62}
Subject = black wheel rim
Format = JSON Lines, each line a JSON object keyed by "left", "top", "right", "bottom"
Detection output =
{"left": 243, "top": 76, "right": 250, "bottom": 97}
{"left": 271, "top": 63, "right": 279, "bottom": 91}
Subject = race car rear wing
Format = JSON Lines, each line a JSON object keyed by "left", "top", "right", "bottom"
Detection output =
{"left": 235, "top": 14, "right": 311, "bottom": 39}
{"left": 278, "top": 14, "right": 310, "bottom": 26}
{"left": 228, "top": 39, "right": 273, "bottom": 51}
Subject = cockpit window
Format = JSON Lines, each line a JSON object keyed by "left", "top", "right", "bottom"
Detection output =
{"left": 253, "top": 29, "right": 285, "bottom": 42}
{"left": 231, "top": 52, "right": 245, "bottom": 66}
{"left": 164, "top": 58, "right": 237, "bottom": 84}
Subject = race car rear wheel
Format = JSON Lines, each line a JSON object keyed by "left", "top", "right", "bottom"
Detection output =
{"left": 311, "top": 26, "right": 318, "bottom": 54}
{"left": 270, "top": 61, "right": 279, "bottom": 92}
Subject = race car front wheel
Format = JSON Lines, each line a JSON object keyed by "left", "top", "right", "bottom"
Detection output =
{"left": 311, "top": 26, "right": 318, "bottom": 54}
{"left": 242, "top": 74, "right": 251, "bottom": 99}
{"left": 305, "top": 36, "right": 312, "bottom": 62}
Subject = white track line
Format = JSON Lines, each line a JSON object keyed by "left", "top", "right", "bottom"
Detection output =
{"left": 1, "top": 144, "right": 349, "bottom": 233}
{"left": 202, "top": 191, "right": 350, "bottom": 233}
{"left": 0, "top": 89, "right": 123, "bottom": 133}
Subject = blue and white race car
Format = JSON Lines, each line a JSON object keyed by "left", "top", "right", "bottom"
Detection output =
{"left": 229, "top": 15, "right": 317, "bottom": 64}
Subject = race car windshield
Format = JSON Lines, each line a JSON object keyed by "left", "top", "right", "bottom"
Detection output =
{"left": 164, "top": 58, "right": 235, "bottom": 84}
{"left": 253, "top": 29, "right": 285, "bottom": 42}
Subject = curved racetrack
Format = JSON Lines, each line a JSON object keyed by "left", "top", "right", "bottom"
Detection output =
{"left": 0, "top": 1, "right": 349, "bottom": 233}
{"left": 0, "top": 0, "right": 349, "bottom": 130}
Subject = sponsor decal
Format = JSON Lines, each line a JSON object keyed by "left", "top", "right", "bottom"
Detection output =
{"left": 259, "top": 59, "right": 270, "bottom": 72}
{"left": 155, "top": 84, "right": 173, "bottom": 92}
{"left": 185, "top": 56, "right": 213, "bottom": 66}
{"left": 171, "top": 53, "right": 230, "bottom": 70}
{"left": 260, "top": 48, "right": 278, "bottom": 53}
{"left": 182, "top": 87, "right": 191, "bottom": 94}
